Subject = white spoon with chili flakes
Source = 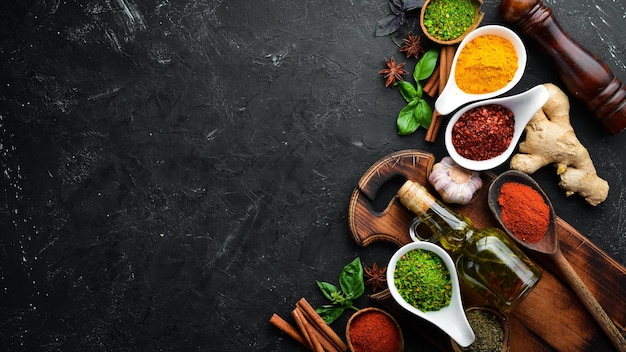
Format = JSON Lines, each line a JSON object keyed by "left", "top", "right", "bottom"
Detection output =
{"left": 444, "top": 84, "right": 549, "bottom": 171}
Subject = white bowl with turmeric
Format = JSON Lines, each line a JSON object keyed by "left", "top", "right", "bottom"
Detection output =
{"left": 435, "top": 25, "right": 527, "bottom": 115}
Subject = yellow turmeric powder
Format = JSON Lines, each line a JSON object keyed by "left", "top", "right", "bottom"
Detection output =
{"left": 455, "top": 35, "right": 518, "bottom": 94}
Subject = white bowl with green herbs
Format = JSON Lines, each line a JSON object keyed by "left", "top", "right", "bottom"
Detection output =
{"left": 387, "top": 241, "right": 475, "bottom": 348}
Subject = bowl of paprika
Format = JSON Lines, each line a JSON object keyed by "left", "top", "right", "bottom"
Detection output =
{"left": 346, "top": 307, "right": 404, "bottom": 352}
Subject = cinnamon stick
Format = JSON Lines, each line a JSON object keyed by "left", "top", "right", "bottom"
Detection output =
{"left": 297, "top": 298, "right": 349, "bottom": 352}
{"left": 291, "top": 308, "right": 314, "bottom": 350}
{"left": 293, "top": 306, "right": 339, "bottom": 352}
{"left": 423, "top": 62, "right": 440, "bottom": 98}
{"left": 425, "top": 111, "right": 444, "bottom": 142}
{"left": 269, "top": 313, "right": 309, "bottom": 348}
{"left": 426, "top": 45, "right": 456, "bottom": 142}
{"left": 300, "top": 310, "right": 326, "bottom": 352}
{"left": 292, "top": 308, "right": 324, "bottom": 352}
{"left": 308, "top": 325, "right": 340, "bottom": 352}
{"left": 438, "top": 46, "right": 450, "bottom": 94}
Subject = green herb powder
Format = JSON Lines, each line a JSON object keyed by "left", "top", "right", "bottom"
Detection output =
{"left": 394, "top": 249, "right": 452, "bottom": 311}
{"left": 424, "top": 0, "right": 476, "bottom": 41}
{"left": 463, "top": 309, "right": 504, "bottom": 352}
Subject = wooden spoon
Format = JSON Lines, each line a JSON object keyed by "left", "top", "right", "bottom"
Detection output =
{"left": 488, "top": 170, "right": 626, "bottom": 352}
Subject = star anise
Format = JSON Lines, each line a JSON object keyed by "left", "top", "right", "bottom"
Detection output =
{"left": 379, "top": 56, "right": 408, "bottom": 87}
{"left": 364, "top": 262, "right": 387, "bottom": 292}
{"left": 399, "top": 32, "right": 424, "bottom": 59}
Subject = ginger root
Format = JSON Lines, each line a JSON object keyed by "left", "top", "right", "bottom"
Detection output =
{"left": 510, "top": 83, "right": 609, "bottom": 206}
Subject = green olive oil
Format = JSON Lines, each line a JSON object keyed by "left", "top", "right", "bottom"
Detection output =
{"left": 398, "top": 180, "right": 542, "bottom": 312}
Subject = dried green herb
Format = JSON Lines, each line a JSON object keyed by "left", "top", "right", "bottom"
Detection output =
{"left": 463, "top": 309, "right": 504, "bottom": 352}
{"left": 423, "top": 0, "right": 476, "bottom": 41}
{"left": 394, "top": 249, "right": 451, "bottom": 311}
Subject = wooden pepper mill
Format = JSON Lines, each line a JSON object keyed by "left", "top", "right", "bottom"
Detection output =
{"left": 499, "top": 0, "right": 626, "bottom": 136}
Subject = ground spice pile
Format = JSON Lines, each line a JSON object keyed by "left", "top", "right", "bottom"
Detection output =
{"left": 464, "top": 309, "right": 505, "bottom": 352}
{"left": 451, "top": 104, "right": 515, "bottom": 160}
{"left": 348, "top": 310, "right": 400, "bottom": 352}
{"left": 423, "top": 0, "right": 476, "bottom": 41}
{"left": 497, "top": 181, "right": 549, "bottom": 243}
{"left": 455, "top": 35, "right": 518, "bottom": 94}
{"left": 394, "top": 249, "right": 452, "bottom": 311}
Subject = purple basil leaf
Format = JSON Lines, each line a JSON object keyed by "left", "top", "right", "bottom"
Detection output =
{"left": 389, "top": 0, "right": 403, "bottom": 15}
{"left": 376, "top": 13, "right": 402, "bottom": 36}
{"left": 402, "top": 0, "right": 425, "bottom": 11}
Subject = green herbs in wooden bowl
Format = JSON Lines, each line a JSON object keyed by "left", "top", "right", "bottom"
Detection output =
{"left": 420, "top": 0, "right": 484, "bottom": 45}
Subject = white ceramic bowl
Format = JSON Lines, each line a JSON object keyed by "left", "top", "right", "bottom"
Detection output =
{"left": 387, "top": 242, "right": 474, "bottom": 348}
{"left": 444, "top": 85, "right": 549, "bottom": 171}
{"left": 435, "top": 25, "right": 527, "bottom": 115}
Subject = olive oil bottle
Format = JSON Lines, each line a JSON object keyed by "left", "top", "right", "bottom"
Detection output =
{"left": 398, "top": 180, "right": 542, "bottom": 313}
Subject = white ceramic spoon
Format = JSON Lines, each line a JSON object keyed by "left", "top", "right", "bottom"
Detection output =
{"left": 444, "top": 84, "right": 549, "bottom": 171}
{"left": 387, "top": 241, "right": 475, "bottom": 348}
{"left": 435, "top": 25, "right": 527, "bottom": 116}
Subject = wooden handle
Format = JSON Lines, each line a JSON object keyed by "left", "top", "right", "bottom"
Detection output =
{"left": 498, "top": 0, "right": 626, "bottom": 136}
{"left": 553, "top": 250, "right": 626, "bottom": 352}
{"left": 348, "top": 150, "right": 435, "bottom": 246}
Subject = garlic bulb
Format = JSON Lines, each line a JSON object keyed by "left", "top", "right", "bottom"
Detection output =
{"left": 428, "top": 156, "right": 482, "bottom": 204}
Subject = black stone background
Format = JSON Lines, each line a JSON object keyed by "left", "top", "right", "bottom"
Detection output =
{"left": 0, "top": 0, "right": 624, "bottom": 351}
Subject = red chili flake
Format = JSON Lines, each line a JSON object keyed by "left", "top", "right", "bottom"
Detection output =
{"left": 451, "top": 104, "right": 515, "bottom": 161}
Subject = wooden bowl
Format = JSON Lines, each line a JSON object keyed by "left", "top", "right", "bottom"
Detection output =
{"left": 450, "top": 306, "right": 510, "bottom": 352}
{"left": 420, "top": 0, "right": 485, "bottom": 45}
{"left": 346, "top": 307, "right": 404, "bottom": 352}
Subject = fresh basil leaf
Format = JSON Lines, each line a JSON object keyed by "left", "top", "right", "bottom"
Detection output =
{"left": 397, "top": 100, "right": 420, "bottom": 135}
{"left": 415, "top": 99, "right": 433, "bottom": 128}
{"left": 339, "top": 257, "right": 364, "bottom": 300}
{"left": 316, "top": 281, "right": 338, "bottom": 302}
{"left": 395, "top": 81, "right": 418, "bottom": 102}
{"left": 315, "top": 305, "right": 346, "bottom": 325}
{"left": 375, "top": 13, "right": 403, "bottom": 37}
{"left": 413, "top": 48, "right": 440, "bottom": 82}
{"left": 415, "top": 80, "right": 423, "bottom": 99}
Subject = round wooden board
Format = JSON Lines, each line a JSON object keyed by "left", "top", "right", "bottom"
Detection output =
{"left": 348, "top": 149, "right": 435, "bottom": 247}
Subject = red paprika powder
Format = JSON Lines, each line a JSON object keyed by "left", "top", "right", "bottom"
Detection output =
{"left": 348, "top": 309, "right": 400, "bottom": 352}
{"left": 497, "top": 181, "right": 549, "bottom": 243}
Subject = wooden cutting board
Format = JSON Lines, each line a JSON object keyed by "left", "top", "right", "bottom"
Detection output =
{"left": 348, "top": 149, "right": 626, "bottom": 352}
